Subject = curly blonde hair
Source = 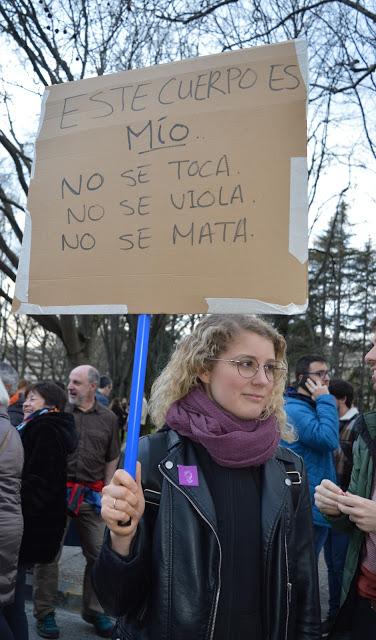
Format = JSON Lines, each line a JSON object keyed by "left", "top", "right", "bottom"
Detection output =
{"left": 149, "top": 314, "right": 294, "bottom": 442}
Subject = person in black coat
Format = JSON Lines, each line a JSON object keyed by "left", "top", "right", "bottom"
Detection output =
{"left": 3, "top": 381, "right": 77, "bottom": 640}
{"left": 109, "top": 397, "right": 128, "bottom": 447}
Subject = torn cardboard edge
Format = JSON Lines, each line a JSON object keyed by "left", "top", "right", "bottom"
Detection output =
{"left": 39, "top": 38, "right": 308, "bottom": 105}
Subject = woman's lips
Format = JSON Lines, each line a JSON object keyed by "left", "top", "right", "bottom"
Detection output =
{"left": 242, "top": 393, "right": 265, "bottom": 401}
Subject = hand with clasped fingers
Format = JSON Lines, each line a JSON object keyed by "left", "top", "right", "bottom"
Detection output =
{"left": 305, "top": 377, "right": 330, "bottom": 399}
{"left": 315, "top": 479, "right": 376, "bottom": 533}
{"left": 101, "top": 462, "right": 145, "bottom": 556}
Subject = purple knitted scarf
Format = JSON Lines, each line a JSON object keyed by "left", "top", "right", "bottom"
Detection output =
{"left": 166, "top": 386, "right": 280, "bottom": 468}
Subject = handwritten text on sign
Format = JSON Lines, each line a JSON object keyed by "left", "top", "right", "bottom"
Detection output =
{"left": 21, "top": 41, "right": 307, "bottom": 313}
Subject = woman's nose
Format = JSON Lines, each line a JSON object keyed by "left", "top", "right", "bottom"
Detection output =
{"left": 251, "top": 366, "right": 269, "bottom": 384}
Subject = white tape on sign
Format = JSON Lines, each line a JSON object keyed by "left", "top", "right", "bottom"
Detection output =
{"left": 289, "top": 157, "right": 308, "bottom": 264}
{"left": 14, "top": 210, "right": 32, "bottom": 303}
{"left": 294, "top": 40, "right": 308, "bottom": 88}
{"left": 31, "top": 89, "right": 49, "bottom": 180}
{"left": 15, "top": 303, "right": 129, "bottom": 315}
{"left": 206, "top": 298, "right": 308, "bottom": 314}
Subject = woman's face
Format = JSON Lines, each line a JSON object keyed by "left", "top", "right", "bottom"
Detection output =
{"left": 23, "top": 390, "right": 47, "bottom": 418}
{"left": 199, "top": 330, "right": 276, "bottom": 420}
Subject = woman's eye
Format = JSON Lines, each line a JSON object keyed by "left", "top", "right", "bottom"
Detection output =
{"left": 239, "top": 360, "right": 255, "bottom": 369}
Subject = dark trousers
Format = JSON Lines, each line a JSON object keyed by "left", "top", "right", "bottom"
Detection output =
{"left": 324, "top": 528, "right": 350, "bottom": 619}
{"left": 1, "top": 565, "right": 29, "bottom": 640}
{"left": 0, "top": 609, "right": 15, "bottom": 640}
{"left": 33, "top": 503, "right": 106, "bottom": 619}
{"left": 351, "top": 594, "right": 376, "bottom": 639}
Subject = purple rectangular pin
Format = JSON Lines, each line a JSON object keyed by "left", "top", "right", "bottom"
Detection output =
{"left": 177, "top": 465, "right": 199, "bottom": 487}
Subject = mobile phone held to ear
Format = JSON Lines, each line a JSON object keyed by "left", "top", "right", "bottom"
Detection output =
{"left": 298, "top": 374, "right": 311, "bottom": 393}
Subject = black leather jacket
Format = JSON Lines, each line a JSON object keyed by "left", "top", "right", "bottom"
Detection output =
{"left": 93, "top": 430, "right": 321, "bottom": 640}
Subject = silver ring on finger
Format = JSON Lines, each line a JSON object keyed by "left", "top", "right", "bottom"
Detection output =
{"left": 113, "top": 498, "right": 117, "bottom": 510}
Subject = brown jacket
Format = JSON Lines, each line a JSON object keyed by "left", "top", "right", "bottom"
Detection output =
{"left": 0, "top": 409, "right": 24, "bottom": 605}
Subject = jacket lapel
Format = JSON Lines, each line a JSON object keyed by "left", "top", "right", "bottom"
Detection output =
{"left": 160, "top": 431, "right": 218, "bottom": 532}
{"left": 261, "top": 456, "right": 289, "bottom": 558}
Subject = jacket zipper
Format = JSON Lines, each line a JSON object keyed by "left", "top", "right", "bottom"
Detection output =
{"left": 159, "top": 464, "right": 222, "bottom": 640}
{"left": 263, "top": 480, "right": 289, "bottom": 639}
{"left": 284, "top": 532, "right": 291, "bottom": 640}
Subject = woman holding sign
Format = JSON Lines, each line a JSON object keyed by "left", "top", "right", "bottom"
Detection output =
{"left": 94, "top": 314, "right": 320, "bottom": 639}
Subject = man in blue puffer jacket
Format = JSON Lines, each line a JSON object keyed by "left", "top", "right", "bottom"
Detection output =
{"left": 282, "top": 354, "right": 339, "bottom": 557}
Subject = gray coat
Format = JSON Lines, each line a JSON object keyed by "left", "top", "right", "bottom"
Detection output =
{"left": 0, "top": 409, "right": 24, "bottom": 606}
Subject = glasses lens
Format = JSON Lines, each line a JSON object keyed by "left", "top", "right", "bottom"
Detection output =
{"left": 310, "top": 370, "right": 329, "bottom": 379}
{"left": 264, "top": 362, "right": 286, "bottom": 382}
{"left": 236, "top": 358, "right": 259, "bottom": 378}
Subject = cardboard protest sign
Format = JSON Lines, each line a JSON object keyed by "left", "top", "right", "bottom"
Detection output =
{"left": 14, "top": 39, "right": 308, "bottom": 315}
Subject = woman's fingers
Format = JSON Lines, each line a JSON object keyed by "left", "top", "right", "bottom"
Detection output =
{"left": 337, "top": 494, "right": 376, "bottom": 532}
{"left": 101, "top": 462, "right": 145, "bottom": 537}
{"left": 314, "top": 479, "right": 343, "bottom": 516}
{"left": 320, "top": 479, "right": 343, "bottom": 494}
{"left": 314, "top": 489, "right": 376, "bottom": 533}
{"left": 135, "top": 461, "right": 142, "bottom": 489}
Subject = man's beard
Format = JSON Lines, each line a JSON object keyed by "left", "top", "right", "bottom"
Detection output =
{"left": 68, "top": 393, "right": 83, "bottom": 406}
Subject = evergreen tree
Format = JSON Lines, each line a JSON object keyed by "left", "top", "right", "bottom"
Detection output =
{"left": 307, "top": 201, "right": 355, "bottom": 373}
{"left": 347, "top": 239, "right": 376, "bottom": 410}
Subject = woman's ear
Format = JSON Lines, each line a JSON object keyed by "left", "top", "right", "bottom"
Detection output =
{"left": 198, "top": 369, "right": 211, "bottom": 384}
{"left": 197, "top": 369, "right": 211, "bottom": 384}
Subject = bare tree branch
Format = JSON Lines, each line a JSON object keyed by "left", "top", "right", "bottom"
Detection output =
{"left": 0, "top": 231, "right": 18, "bottom": 270}
{"left": 0, "top": 287, "right": 12, "bottom": 304}
{"left": 0, "top": 256, "right": 16, "bottom": 282}
{"left": 312, "top": 63, "right": 376, "bottom": 94}
{"left": 156, "top": 0, "right": 239, "bottom": 24}
{"left": 29, "top": 314, "right": 64, "bottom": 342}
{"left": 0, "top": 130, "right": 30, "bottom": 195}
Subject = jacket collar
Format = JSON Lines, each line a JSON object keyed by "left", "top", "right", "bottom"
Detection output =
{"left": 160, "top": 430, "right": 289, "bottom": 547}
{"left": 285, "top": 388, "right": 316, "bottom": 408}
{"left": 160, "top": 430, "right": 218, "bottom": 531}
{"left": 340, "top": 406, "right": 359, "bottom": 422}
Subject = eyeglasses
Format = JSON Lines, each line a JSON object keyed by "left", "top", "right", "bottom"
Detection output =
{"left": 304, "top": 369, "right": 330, "bottom": 380}
{"left": 207, "top": 357, "right": 287, "bottom": 382}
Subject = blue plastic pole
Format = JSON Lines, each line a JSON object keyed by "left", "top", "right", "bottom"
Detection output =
{"left": 123, "top": 314, "right": 151, "bottom": 478}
